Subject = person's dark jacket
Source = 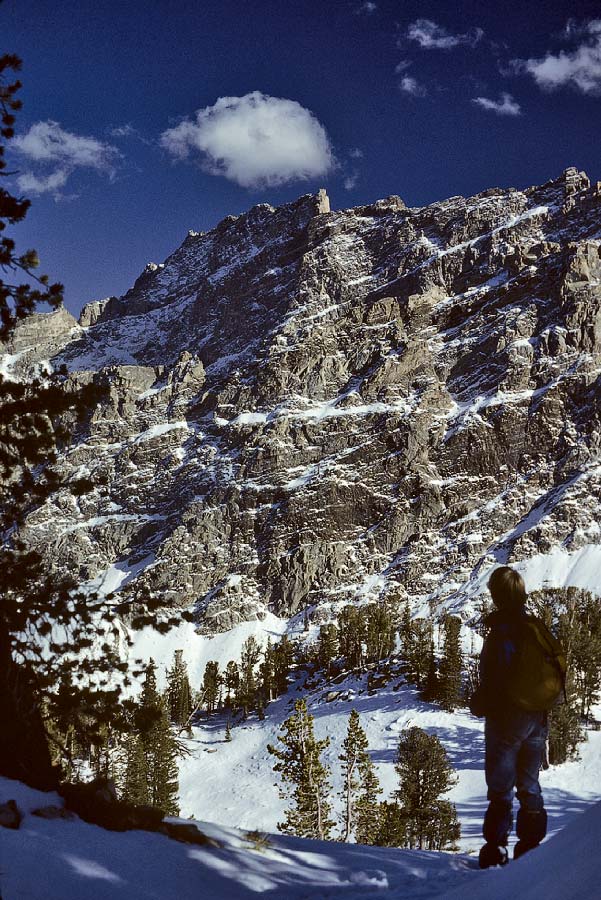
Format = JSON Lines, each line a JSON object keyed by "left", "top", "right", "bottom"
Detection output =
{"left": 469, "top": 605, "right": 529, "bottom": 718}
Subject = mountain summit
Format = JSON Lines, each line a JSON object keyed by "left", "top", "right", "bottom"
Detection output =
{"left": 4, "top": 167, "right": 601, "bottom": 630}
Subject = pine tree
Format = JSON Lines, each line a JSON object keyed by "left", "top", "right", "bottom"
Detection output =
{"left": 437, "top": 615, "right": 463, "bottom": 711}
{"left": 224, "top": 660, "right": 240, "bottom": 706}
{"left": 202, "top": 661, "right": 221, "bottom": 715}
{"left": 338, "top": 605, "right": 366, "bottom": 670}
{"left": 238, "top": 636, "right": 261, "bottom": 716}
{"left": 317, "top": 623, "right": 338, "bottom": 675}
{"left": 364, "top": 603, "right": 396, "bottom": 663}
{"left": 0, "top": 53, "right": 195, "bottom": 789}
{"left": 393, "top": 726, "right": 459, "bottom": 850}
{"left": 166, "top": 650, "right": 193, "bottom": 726}
{"left": 121, "top": 734, "right": 149, "bottom": 806}
{"left": 136, "top": 660, "right": 180, "bottom": 814}
{"left": 267, "top": 699, "right": 334, "bottom": 840}
{"left": 259, "top": 638, "right": 276, "bottom": 702}
{"left": 339, "top": 709, "right": 382, "bottom": 843}
{"left": 273, "top": 635, "right": 294, "bottom": 695}
{"left": 406, "top": 619, "right": 432, "bottom": 688}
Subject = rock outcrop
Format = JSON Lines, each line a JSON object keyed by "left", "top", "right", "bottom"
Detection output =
{"left": 5, "top": 169, "right": 601, "bottom": 630}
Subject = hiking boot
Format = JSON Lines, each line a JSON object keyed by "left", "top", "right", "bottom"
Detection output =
{"left": 479, "top": 843, "right": 509, "bottom": 869}
{"left": 514, "top": 840, "right": 539, "bottom": 860}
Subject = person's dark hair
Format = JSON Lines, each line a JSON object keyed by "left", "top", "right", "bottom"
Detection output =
{"left": 487, "top": 566, "right": 527, "bottom": 609}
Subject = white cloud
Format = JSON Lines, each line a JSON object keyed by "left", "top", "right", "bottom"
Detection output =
{"left": 16, "top": 168, "right": 69, "bottom": 196}
{"left": 395, "top": 59, "right": 413, "bottom": 74}
{"left": 160, "top": 92, "right": 334, "bottom": 188}
{"left": 514, "top": 19, "right": 601, "bottom": 95}
{"left": 400, "top": 75, "right": 427, "bottom": 97}
{"left": 12, "top": 120, "right": 120, "bottom": 198}
{"left": 357, "top": 1, "right": 377, "bottom": 13}
{"left": 344, "top": 173, "right": 359, "bottom": 191}
{"left": 348, "top": 148, "right": 363, "bottom": 159}
{"left": 406, "top": 18, "right": 483, "bottom": 50}
{"left": 472, "top": 92, "right": 521, "bottom": 116}
{"left": 13, "top": 120, "right": 119, "bottom": 172}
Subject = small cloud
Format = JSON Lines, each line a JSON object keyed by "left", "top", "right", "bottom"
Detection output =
{"left": 109, "top": 123, "right": 137, "bottom": 139}
{"left": 12, "top": 120, "right": 120, "bottom": 198}
{"left": 399, "top": 75, "right": 427, "bottom": 97}
{"left": 472, "top": 92, "right": 521, "bottom": 115}
{"left": 348, "top": 147, "right": 363, "bottom": 159}
{"left": 344, "top": 172, "right": 359, "bottom": 191}
{"left": 13, "top": 120, "right": 119, "bottom": 172}
{"left": 160, "top": 92, "right": 334, "bottom": 188}
{"left": 16, "top": 168, "right": 69, "bottom": 197}
{"left": 406, "top": 18, "right": 483, "bottom": 50}
{"left": 356, "top": 1, "right": 377, "bottom": 13}
{"left": 512, "top": 18, "right": 601, "bottom": 95}
{"left": 395, "top": 59, "right": 413, "bottom": 74}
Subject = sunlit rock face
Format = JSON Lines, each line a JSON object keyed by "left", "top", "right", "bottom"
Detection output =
{"left": 5, "top": 168, "right": 601, "bottom": 631}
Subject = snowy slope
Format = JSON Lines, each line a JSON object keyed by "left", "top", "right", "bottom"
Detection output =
{"left": 1, "top": 777, "right": 599, "bottom": 900}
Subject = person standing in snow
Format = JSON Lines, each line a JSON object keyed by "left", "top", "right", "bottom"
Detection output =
{"left": 470, "top": 566, "right": 562, "bottom": 869}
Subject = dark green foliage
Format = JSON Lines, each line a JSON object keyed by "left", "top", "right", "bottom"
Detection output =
{"left": 392, "top": 726, "right": 460, "bottom": 850}
{"left": 364, "top": 603, "right": 396, "bottom": 664}
{"left": 317, "top": 624, "right": 338, "bottom": 675}
{"left": 338, "top": 606, "right": 366, "bottom": 669}
{"left": 530, "top": 587, "right": 601, "bottom": 763}
{"left": 238, "top": 636, "right": 261, "bottom": 716}
{"left": 436, "top": 615, "right": 463, "bottom": 711}
{"left": 272, "top": 635, "right": 294, "bottom": 695}
{"left": 121, "top": 734, "right": 149, "bottom": 806}
{"left": 339, "top": 709, "right": 382, "bottom": 843}
{"left": 202, "top": 660, "right": 221, "bottom": 715}
{"left": 166, "top": 650, "right": 193, "bottom": 726}
{"left": 224, "top": 661, "right": 240, "bottom": 705}
{"left": 375, "top": 800, "right": 408, "bottom": 847}
{"left": 259, "top": 638, "right": 276, "bottom": 702}
{"left": 136, "top": 660, "right": 180, "bottom": 815}
{"left": 0, "top": 55, "right": 63, "bottom": 337}
{"left": 405, "top": 619, "right": 433, "bottom": 689}
{"left": 267, "top": 699, "right": 334, "bottom": 840}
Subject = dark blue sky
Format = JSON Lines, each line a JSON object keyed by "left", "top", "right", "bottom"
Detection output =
{"left": 4, "top": 0, "right": 600, "bottom": 314}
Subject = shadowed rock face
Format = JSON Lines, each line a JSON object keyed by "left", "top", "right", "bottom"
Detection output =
{"left": 4, "top": 169, "right": 601, "bottom": 631}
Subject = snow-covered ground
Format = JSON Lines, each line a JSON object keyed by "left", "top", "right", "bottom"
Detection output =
{"left": 177, "top": 672, "right": 601, "bottom": 856}
{"left": 1, "top": 776, "right": 600, "bottom": 900}
{"left": 117, "top": 603, "right": 601, "bottom": 855}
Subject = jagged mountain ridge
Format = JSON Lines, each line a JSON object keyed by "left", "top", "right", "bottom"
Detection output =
{"left": 5, "top": 167, "right": 601, "bottom": 630}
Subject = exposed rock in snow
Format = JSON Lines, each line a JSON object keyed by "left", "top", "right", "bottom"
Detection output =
{"left": 3, "top": 169, "right": 601, "bottom": 630}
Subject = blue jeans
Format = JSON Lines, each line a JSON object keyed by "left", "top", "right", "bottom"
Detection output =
{"left": 483, "top": 707, "right": 548, "bottom": 847}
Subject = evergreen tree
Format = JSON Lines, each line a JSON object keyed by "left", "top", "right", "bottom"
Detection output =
{"left": 166, "top": 650, "right": 193, "bottom": 726}
{"left": 272, "top": 635, "right": 294, "bottom": 695}
{"left": 394, "top": 726, "right": 460, "bottom": 850}
{"left": 224, "top": 660, "right": 240, "bottom": 706}
{"left": 136, "top": 660, "right": 180, "bottom": 814}
{"left": 238, "top": 636, "right": 261, "bottom": 715}
{"left": 259, "top": 638, "right": 276, "bottom": 702}
{"left": 0, "top": 53, "right": 195, "bottom": 789}
{"left": 406, "top": 619, "right": 432, "bottom": 688}
{"left": 267, "top": 699, "right": 334, "bottom": 840}
{"left": 364, "top": 603, "right": 396, "bottom": 663}
{"left": 339, "top": 710, "right": 382, "bottom": 843}
{"left": 317, "top": 623, "right": 338, "bottom": 675}
{"left": 436, "top": 615, "right": 463, "bottom": 711}
{"left": 121, "top": 734, "right": 149, "bottom": 806}
{"left": 202, "top": 661, "right": 221, "bottom": 715}
{"left": 338, "top": 605, "right": 366, "bottom": 670}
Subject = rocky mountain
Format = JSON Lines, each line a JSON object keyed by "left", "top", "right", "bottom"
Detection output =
{"left": 4, "top": 167, "right": 601, "bottom": 631}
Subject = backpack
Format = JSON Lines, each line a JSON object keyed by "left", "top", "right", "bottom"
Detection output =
{"left": 506, "top": 616, "right": 567, "bottom": 712}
